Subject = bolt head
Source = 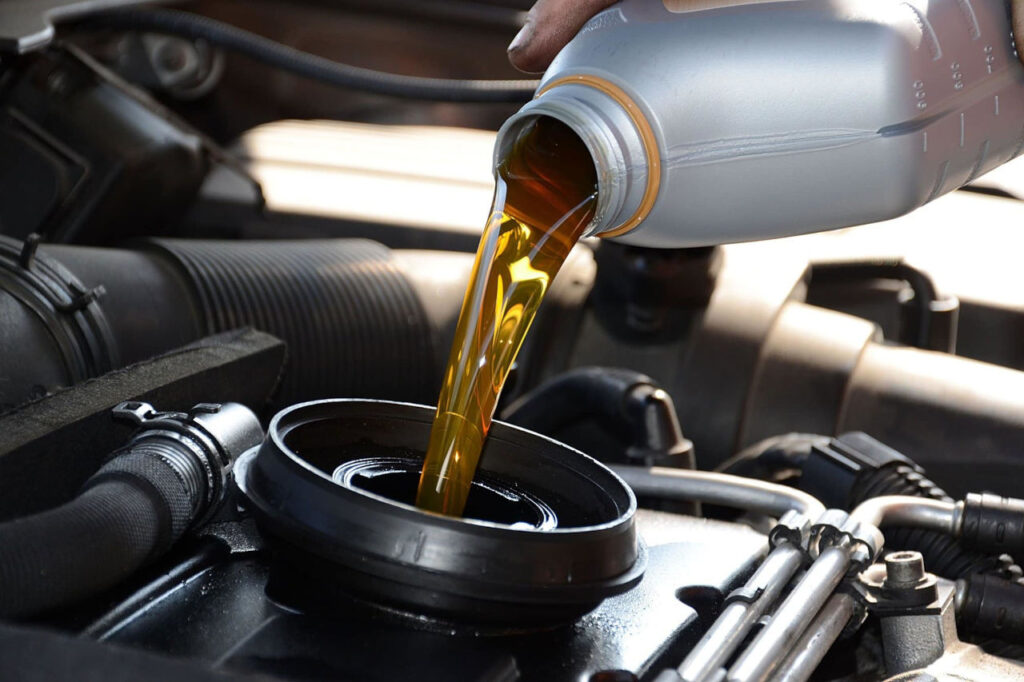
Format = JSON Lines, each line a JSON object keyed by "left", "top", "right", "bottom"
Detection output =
{"left": 885, "top": 550, "right": 926, "bottom": 586}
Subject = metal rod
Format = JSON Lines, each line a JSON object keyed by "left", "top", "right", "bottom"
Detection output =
{"left": 727, "top": 543, "right": 854, "bottom": 682}
{"left": 609, "top": 465, "right": 825, "bottom": 518}
{"left": 678, "top": 544, "right": 805, "bottom": 682}
{"left": 850, "top": 495, "right": 961, "bottom": 534}
{"left": 767, "top": 592, "right": 857, "bottom": 682}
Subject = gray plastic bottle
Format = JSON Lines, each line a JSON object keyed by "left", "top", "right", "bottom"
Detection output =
{"left": 494, "top": 0, "right": 1024, "bottom": 248}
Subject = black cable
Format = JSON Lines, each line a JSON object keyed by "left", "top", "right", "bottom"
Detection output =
{"left": 75, "top": 8, "right": 540, "bottom": 103}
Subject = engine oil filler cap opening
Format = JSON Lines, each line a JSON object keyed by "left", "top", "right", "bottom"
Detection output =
{"left": 332, "top": 457, "right": 558, "bottom": 530}
{"left": 236, "top": 399, "right": 646, "bottom": 627}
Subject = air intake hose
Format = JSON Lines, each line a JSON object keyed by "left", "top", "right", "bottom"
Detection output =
{"left": 145, "top": 238, "right": 438, "bottom": 404}
{"left": 0, "top": 236, "right": 449, "bottom": 411}
{"left": 0, "top": 401, "right": 262, "bottom": 618}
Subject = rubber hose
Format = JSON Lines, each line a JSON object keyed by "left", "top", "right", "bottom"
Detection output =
{"left": 147, "top": 238, "right": 437, "bottom": 404}
{"left": 735, "top": 432, "right": 1016, "bottom": 579}
{"left": 10, "top": 236, "right": 441, "bottom": 410}
{"left": 809, "top": 259, "right": 938, "bottom": 349}
{"left": 501, "top": 366, "right": 693, "bottom": 467}
{"left": 0, "top": 446, "right": 196, "bottom": 618}
{"left": 850, "top": 464, "right": 1016, "bottom": 579}
{"left": 958, "top": 573, "right": 1024, "bottom": 646}
{"left": 502, "top": 367, "right": 659, "bottom": 435}
{"left": 716, "top": 433, "right": 829, "bottom": 481}
{"left": 79, "top": 8, "right": 540, "bottom": 102}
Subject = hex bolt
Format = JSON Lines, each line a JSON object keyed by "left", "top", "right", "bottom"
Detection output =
{"left": 884, "top": 551, "right": 926, "bottom": 586}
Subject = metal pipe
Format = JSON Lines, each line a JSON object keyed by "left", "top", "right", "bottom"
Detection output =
{"left": 768, "top": 592, "right": 857, "bottom": 682}
{"left": 850, "top": 495, "right": 961, "bottom": 535}
{"left": 678, "top": 544, "right": 805, "bottom": 682}
{"left": 609, "top": 465, "right": 825, "bottom": 518}
{"left": 727, "top": 543, "right": 854, "bottom": 682}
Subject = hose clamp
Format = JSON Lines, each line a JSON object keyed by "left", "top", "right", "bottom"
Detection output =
{"left": 811, "top": 509, "right": 883, "bottom": 570}
{"left": 112, "top": 400, "right": 263, "bottom": 522}
{"left": 769, "top": 509, "right": 812, "bottom": 554}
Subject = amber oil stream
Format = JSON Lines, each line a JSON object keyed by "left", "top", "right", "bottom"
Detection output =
{"left": 416, "top": 117, "right": 598, "bottom": 516}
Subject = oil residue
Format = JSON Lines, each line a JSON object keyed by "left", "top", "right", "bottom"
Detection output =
{"left": 416, "top": 116, "right": 598, "bottom": 516}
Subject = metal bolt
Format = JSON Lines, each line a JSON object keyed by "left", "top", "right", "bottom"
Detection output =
{"left": 884, "top": 550, "right": 926, "bottom": 586}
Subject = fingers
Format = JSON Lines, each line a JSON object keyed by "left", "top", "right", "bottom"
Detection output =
{"left": 507, "top": 0, "right": 619, "bottom": 73}
{"left": 1015, "top": 0, "right": 1024, "bottom": 66}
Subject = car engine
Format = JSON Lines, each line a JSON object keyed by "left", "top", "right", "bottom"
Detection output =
{"left": 3, "top": 1, "right": 1024, "bottom": 681}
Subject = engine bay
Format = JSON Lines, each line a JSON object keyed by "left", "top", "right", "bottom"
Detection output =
{"left": 3, "top": 1, "right": 1024, "bottom": 681}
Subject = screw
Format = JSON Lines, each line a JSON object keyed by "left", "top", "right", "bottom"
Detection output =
{"left": 884, "top": 550, "right": 926, "bottom": 586}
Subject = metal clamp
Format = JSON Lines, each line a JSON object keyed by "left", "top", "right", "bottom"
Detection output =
{"left": 769, "top": 509, "right": 812, "bottom": 553}
{"left": 810, "top": 509, "right": 883, "bottom": 569}
{"left": 112, "top": 400, "right": 263, "bottom": 523}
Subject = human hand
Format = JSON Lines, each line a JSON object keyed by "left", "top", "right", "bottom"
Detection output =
{"left": 1015, "top": 0, "right": 1024, "bottom": 63}
{"left": 507, "top": 0, "right": 618, "bottom": 73}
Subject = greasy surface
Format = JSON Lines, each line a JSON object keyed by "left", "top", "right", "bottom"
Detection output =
{"left": 417, "top": 116, "right": 596, "bottom": 515}
{"left": 88, "top": 511, "right": 767, "bottom": 681}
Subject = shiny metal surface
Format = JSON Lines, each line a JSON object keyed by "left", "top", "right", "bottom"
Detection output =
{"left": 677, "top": 544, "right": 805, "bottom": 682}
{"left": 769, "top": 593, "right": 857, "bottom": 682}
{"left": 727, "top": 543, "right": 854, "bottom": 682}
{"left": 851, "top": 496, "right": 962, "bottom": 535}
{"left": 609, "top": 465, "right": 825, "bottom": 518}
{"left": 529, "top": 0, "right": 1024, "bottom": 248}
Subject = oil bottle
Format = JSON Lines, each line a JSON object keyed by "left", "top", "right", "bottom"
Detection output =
{"left": 497, "top": 0, "right": 1024, "bottom": 248}
{"left": 418, "top": 0, "right": 1024, "bottom": 515}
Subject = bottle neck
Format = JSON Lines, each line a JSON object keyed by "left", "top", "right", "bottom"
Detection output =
{"left": 494, "top": 80, "right": 656, "bottom": 239}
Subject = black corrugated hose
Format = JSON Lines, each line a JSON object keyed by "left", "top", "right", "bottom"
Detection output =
{"left": 739, "top": 432, "right": 1024, "bottom": 651}
{"left": 148, "top": 238, "right": 438, "bottom": 405}
{"left": 736, "top": 432, "right": 1019, "bottom": 581}
{"left": 848, "top": 464, "right": 1018, "bottom": 580}
{"left": 2, "top": 236, "right": 440, "bottom": 411}
{"left": 77, "top": 8, "right": 540, "bottom": 102}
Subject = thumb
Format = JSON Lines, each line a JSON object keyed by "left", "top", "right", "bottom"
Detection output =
{"left": 507, "top": 0, "right": 618, "bottom": 74}
{"left": 1015, "top": 0, "right": 1024, "bottom": 66}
